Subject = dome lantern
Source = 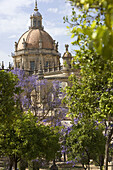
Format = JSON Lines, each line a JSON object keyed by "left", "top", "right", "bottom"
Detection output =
{"left": 29, "top": 0, "right": 43, "bottom": 30}
{"left": 62, "top": 44, "right": 72, "bottom": 72}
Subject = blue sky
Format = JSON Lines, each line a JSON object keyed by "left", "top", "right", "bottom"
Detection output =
{"left": 0, "top": 0, "right": 75, "bottom": 68}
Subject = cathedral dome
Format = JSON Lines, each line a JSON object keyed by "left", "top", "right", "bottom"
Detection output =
{"left": 33, "top": 11, "right": 41, "bottom": 17}
{"left": 17, "top": 29, "right": 54, "bottom": 51}
{"left": 62, "top": 44, "right": 72, "bottom": 58}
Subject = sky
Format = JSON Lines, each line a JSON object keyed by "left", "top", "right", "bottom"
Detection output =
{"left": 0, "top": 0, "right": 75, "bottom": 68}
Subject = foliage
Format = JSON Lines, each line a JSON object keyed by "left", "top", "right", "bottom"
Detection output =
{"left": 0, "top": 111, "right": 60, "bottom": 169}
{"left": 0, "top": 70, "right": 61, "bottom": 169}
{"left": 0, "top": 70, "right": 21, "bottom": 125}
{"left": 66, "top": 0, "right": 113, "bottom": 60}
{"left": 63, "top": 0, "right": 113, "bottom": 169}
{"left": 66, "top": 119, "right": 105, "bottom": 169}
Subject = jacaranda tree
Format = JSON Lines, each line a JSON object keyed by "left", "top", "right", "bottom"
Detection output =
{"left": 12, "top": 69, "right": 66, "bottom": 124}
{"left": 0, "top": 70, "right": 61, "bottom": 170}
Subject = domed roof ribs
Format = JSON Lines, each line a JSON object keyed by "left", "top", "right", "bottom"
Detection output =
{"left": 39, "top": 30, "right": 43, "bottom": 48}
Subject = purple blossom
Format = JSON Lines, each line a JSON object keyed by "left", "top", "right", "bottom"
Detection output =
{"left": 10, "top": 69, "right": 68, "bottom": 130}
{"left": 66, "top": 160, "right": 74, "bottom": 164}
{"left": 32, "top": 159, "right": 39, "bottom": 162}
{"left": 73, "top": 118, "right": 79, "bottom": 124}
{"left": 61, "top": 145, "right": 67, "bottom": 153}
{"left": 67, "top": 127, "right": 72, "bottom": 134}
{"left": 42, "top": 119, "right": 48, "bottom": 123}
{"left": 95, "top": 120, "right": 98, "bottom": 123}
{"left": 56, "top": 121, "right": 61, "bottom": 126}
{"left": 100, "top": 119, "right": 105, "bottom": 124}
{"left": 61, "top": 149, "right": 66, "bottom": 153}
{"left": 106, "top": 126, "right": 108, "bottom": 130}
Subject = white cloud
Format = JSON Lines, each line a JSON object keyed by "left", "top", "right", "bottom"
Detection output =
{"left": 0, "top": 0, "right": 53, "bottom": 18}
{"left": 0, "top": 0, "right": 54, "bottom": 34}
{"left": 59, "top": 2, "right": 72, "bottom": 15}
{"left": 44, "top": 20, "right": 56, "bottom": 27}
{"left": 44, "top": 20, "right": 70, "bottom": 37}
{"left": 46, "top": 27, "right": 68, "bottom": 37}
{"left": 59, "top": 1, "right": 81, "bottom": 16}
{"left": 0, "top": 0, "right": 32, "bottom": 33}
{"left": 0, "top": 13, "right": 29, "bottom": 33}
{"left": 8, "top": 35, "right": 17, "bottom": 39}
{"left": 47, "top": 8, "right": 58, "bottom": 13}
{"left": 39, "top": 0, "right": 53, "bottom": 2}
{"left": 0, "top": 0, "right": 33, "bottom": 16}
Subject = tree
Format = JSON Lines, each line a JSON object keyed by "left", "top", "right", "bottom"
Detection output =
{"left": 0, "top": 70, "right": 60, "bottom": 170}
{"left": 0, "top": 111, "right": 60, "bottom": 170}
{"left": 66, "top": 119, "right": 105, "bottom": 170}
{"left": 63, "top": 0, "right": 113, "bottom": 169}
{"left": 0, "top": 70, "right": 21, "bottom": 126}
{"left": 0, "top": 70, "right": 22, "bottom": 169}
{"left": 11, "top": 69, "right": 65, "bottom": 123}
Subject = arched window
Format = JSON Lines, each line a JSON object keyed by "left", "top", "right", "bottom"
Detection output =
{"left": 30, "top": 61, "right": 35, "bottom": 71}
{"left": 38, "top": 20, "right": 41, "bottom": 28}
{"left": 45, "top": 61, "right": 48, "bottom": 67}
{"left": 33, "top": 19, "right": 36, "bottom": 27}
{"left": 18, "top": 62, "right": 20, "bottom": 68}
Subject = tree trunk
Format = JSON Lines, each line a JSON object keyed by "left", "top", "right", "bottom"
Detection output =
{"left": 9, "top": 164, "right": 13, "bottom": 170}
{"left": 100, "top": 166, "right": 103, "bottom": 170}
{"left": 82, "top": 164, "right": 87, "bottom": 170}
{"left": 8, "top": 156, "right": 13, "bottom": 170}
{"left": 87, "top": 163, "right": 90, "bottom": 170}
{"left": 99, "top": 155, "right": 104, "bottom": 170}
{"left": 104, "top": 137, "right": 109, "bottom": 170}
{"left": 14, "top": 156, "right": 18, "bottom": 170}
{"left": 87, "top": 154, "right": 90, "bottom": 170}
{"left": 64, "top": 152, "right": 66, "bottom": 162}
{"left": 104, "top": 126, "right": 113, "bottom": 170}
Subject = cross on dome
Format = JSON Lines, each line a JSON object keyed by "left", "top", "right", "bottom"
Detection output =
{"left": 34, "top": 0, "right": 38, "bottom": 11}
{"left": 65, "top": 44, "right": 69, "bottom": 52}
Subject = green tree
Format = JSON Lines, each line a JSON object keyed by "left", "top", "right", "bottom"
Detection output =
{"left": 0, "top": 70, "right": 21, "bottom": 125}
{"left": 0, "top": 71, "right": 60, "bottom": 170}
{"left": 66, "top": 119, "right": 105, "bottom": 170}
{"left": 0, "top": 111, "right": 60, "bottom": 170}
{"left": 0, "top": 70, "right": 22, "bottom": 169}
{"left": 63, "top": 0, "right": 113, "bottom": 169}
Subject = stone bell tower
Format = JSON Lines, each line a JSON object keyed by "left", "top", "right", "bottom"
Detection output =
{"left": 62, "top": 44, "right": 72, "bottom": 72}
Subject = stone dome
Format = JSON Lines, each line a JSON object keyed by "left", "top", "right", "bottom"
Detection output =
{"left": 33, "top": 11, "right": 41, "bottom": 16}
{"left": 17, "top": 29, "right": 54, "bottom": 51}
{"left": 63, "top": 52, "right": 72, "bottom": 58}
{"left": 62, "top": 44, "right": 72, "bottom": 58}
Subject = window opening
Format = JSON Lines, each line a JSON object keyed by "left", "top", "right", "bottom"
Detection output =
{"left": 30, "top": 61, "right": 35, "bottom": 71}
